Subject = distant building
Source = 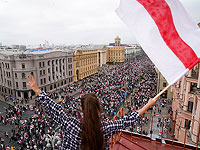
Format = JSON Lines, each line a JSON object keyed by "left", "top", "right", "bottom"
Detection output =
{"left": 73, "top": 45, "right": 106, "bottom": 82}
{"left": 124, "top": 44, "right": 142, "bottom": 61}
{"left": 12, "top": 45, "right": 26, "bottom": 51}
{"left": 107, "top": 36, "right": 125, "bottom": 63}
{"left": 0, "top": 49, "right": 73, "bottom": 99}
{"left": 73, "top": 36, "right": 125, "bottom": 82}
{"left": 156, "top": 68, "right": 173, "bottom": 100}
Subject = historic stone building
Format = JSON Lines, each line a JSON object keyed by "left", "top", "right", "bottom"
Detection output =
{"left": 156, "top": 69, "right": 173, "bottom": 100}
{"left": 0, "top": 49, "right": 73, "bottom": 99}
{"left": 172, "top": 63, "right": 200, "bottom": 144}
{"left": 73, "top": 45, "right": 106, "bottom": 82}
{"left": 73, "top": 37, "right": 125, "bottom": 82}
{"left": 107, "top": 36, "right": 125, "bottom": 63}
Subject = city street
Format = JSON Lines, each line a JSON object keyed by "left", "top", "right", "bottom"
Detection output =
{"left": 0, "top": 100, "right": 36, "bottom": 147}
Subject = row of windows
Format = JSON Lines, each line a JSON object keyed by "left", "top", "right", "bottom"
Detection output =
{"left": 48, "top": 77, "right": 73, "bottom": 90}
{"left": 109, "top": 52, "right": 121, "bottom": 56}
{"left": 1, "top": 77, "right": 74, "bottom": 97}
{"left": 81, "top": 65, "right": 96, "bottom": 72}
{"left": 40, "top": 78, "right": 46, "bottom": 85}
{"left": 80, "top": 58, "right": 96, "bottom": 66}
{"left": 16, "top": 82, "right": 27, "bottom": 89}
{"left": 40, "top": 64, "right": 72, "bottom": 77}
{"left": 40, "top": 58, "right": 72, "bottom": 68}
{"left": 0, "top": 62, "right": 10, "bottom": 69}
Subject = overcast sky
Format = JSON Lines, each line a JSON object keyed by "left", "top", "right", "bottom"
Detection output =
{"left": 0, "top": 0, "right": 199, "bottom": 46}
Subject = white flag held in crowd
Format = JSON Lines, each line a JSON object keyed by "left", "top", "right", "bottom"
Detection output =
{"left": 116, "top": 0, "right": 200, "bottom": 85}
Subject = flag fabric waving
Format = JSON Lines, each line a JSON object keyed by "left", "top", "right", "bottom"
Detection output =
{"left": 116, "top": 0, "right": 200, "bottom": 85}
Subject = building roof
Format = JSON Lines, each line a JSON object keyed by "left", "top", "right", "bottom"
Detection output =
{"left": 0, "top": 48, "right": 73, "bottom": 56}
{"left": 77, "top": 45, "right": 105, "bottom": 51}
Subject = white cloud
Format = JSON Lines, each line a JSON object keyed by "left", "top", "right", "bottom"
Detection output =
{"left": 0, "top": 0, "right": 199, "bottom": 45}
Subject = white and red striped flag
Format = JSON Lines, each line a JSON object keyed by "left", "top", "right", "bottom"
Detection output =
{"left": 116, "top": 0, "right": 200, "bottom": 85}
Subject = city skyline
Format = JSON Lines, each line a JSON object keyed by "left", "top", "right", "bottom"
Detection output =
{"left": 0, "top": 0, "right": 199, "bottom": 46}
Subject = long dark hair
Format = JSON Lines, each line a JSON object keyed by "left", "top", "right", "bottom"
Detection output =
{"left": 80, "top": 93, "right": 104, "bottom": 150}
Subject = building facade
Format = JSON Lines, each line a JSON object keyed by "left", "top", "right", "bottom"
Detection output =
{"left": 73, "top": 45, "right": 106, "bottom": 82}
{"left": 156, "top": 69, "right": 173, "bottom": 100}
{"left": 172, "top": 63, "right": 200, "bottom": 144}
{"left": 124, "top": 44, "right": 143, "bottom": 62}
{"left": 107, "top": 36, "right": 125, "bottom": 63}
{"left": 0, "top": 50, "right": 73, "bottom": 99}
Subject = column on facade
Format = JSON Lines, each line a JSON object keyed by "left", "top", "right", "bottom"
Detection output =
{"left": 50, "top": 60, "right": 53, "bottom": 84}
{"left": 191, "top": 98, "right": 200, "bottom": 142}
{"left": 64, "top": 58, "right": 67, "bottom": 81}
{"left": 180, "top": 77, "right": 185, "bottom": 99}
{"left": 183, "top": 81, "right": 191, "bottom": 111}
{"left": 53, "top": 60, "right": 56, "bottom": 85}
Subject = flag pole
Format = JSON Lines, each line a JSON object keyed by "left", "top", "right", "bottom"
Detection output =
{"left": 153, "top": 84, "right": 171, "bottom": 101}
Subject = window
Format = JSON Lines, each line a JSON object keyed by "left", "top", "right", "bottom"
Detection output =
{"left": 163, "top": 82, "right": 167, "bottom": 87}
{"left": 39, "top": 62, "right": 42, "bottom": 68}
{"left": 187, "top": 101, "right": 193, "bottom": 113}
{"left": 40, "top": 70, "right": 42, "bottom": 76}
{"left": 23, "top": 82, "right": 26, "bottom": 88}
{"left": 49, "top": 76, "right": 51, "bottom": 81}
{"left": 22, "top": 63, "right": 25, "bottom": 69}
{"left": 68, "top": 64, "right": 72, "bottom": 69}
{"left": 68, "top": 58, "right": 72, "bottom": 63}
{"left": 48, "top": 60, "right": 50, "bottom": 66}
{"left": 44, "top": 78, "right": 46, "bottom": 84}
{"left": 190, "top": 83, "right": 197, "bottom": 93}
{"left": 40, "top": 79, "right": 43, "bottom": 85}
{"left": 16, "top": 82, "right": 18, "bottom": 88}
{"left": 18, "top": 91, "right": 21, "bottom": 97}
{"left": 42, "top": 62, "right": 45, "bottom": 67}
{"left": 43, "top": 70, "right": 45, "bottom": 75}
{"left": 48, "top": 68, "right": 50, "bottom": 73}
{"left": 15, "top": 73, "right": 18, "bottom": 78}
{"left": 184, "top": 119, "right": 191, "bottom": 129}
{"left": 56, "top": 67, "right": 58, "bottom": 71}
{"left": 22, "top": 73, "right": 26, "bottom": 79}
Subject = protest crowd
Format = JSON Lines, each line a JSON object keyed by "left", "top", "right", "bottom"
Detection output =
{"left": 0, "top": 55, "right": 163, "bottom": 149}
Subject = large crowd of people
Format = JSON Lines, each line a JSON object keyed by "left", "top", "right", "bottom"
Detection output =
{"left": 0, "top": 55, "right": 162, "bottom": 149}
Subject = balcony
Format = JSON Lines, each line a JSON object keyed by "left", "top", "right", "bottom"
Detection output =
{"left": 110, "top": 108, "right": 200, "bottom": 150}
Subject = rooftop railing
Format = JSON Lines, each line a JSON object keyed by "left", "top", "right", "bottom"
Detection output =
{"left": 110, "top": 108, "right": 200, "bottom": 150}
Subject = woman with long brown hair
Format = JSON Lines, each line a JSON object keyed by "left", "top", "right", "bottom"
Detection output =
{"left": 27, "top": 75, "right": 157, "bottom": 150}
